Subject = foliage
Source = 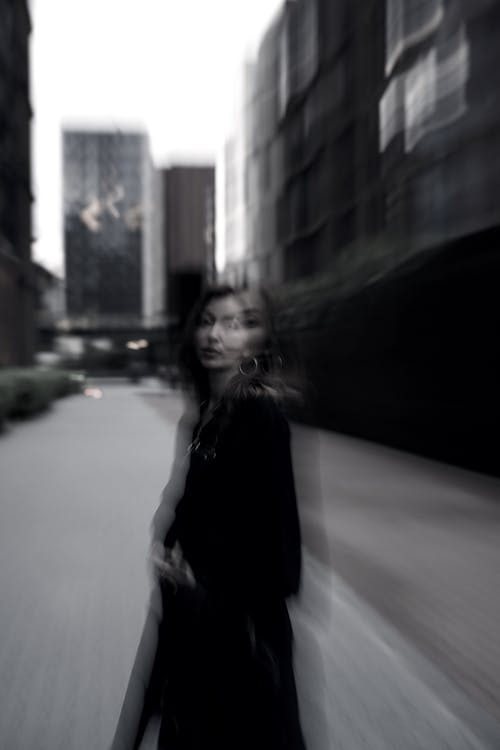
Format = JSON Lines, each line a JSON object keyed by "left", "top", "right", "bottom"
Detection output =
{"left": 0, "top": 368, "right": 84, "bottom": 424}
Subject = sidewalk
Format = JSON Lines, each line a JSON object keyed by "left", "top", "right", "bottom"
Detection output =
{"left": 0, "top": 382, "right": 182, "bottom": 750}
{"left": 0, "top": 383, "right": 499, "bottom": 749}
{"left": 295, "top": 423, "right": 500, "bottom": 729}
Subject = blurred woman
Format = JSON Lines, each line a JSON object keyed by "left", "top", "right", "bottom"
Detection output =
{"left": 125, "top": 285, "right": 306, "bottom": 750}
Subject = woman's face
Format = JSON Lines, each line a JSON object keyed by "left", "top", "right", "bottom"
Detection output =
{"left": 194, "top": 293, "right": 267, "bottom": 372}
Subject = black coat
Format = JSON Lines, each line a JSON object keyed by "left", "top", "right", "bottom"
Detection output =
{"left": 114, "top": 395, "right": 306, "bottom": 750}
{"left": 172, "top": 394, "right": 302, "bottom": 613}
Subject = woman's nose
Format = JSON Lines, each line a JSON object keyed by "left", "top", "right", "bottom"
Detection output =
{"left": 207, "top": 323, "right": 221, "bottom": 341}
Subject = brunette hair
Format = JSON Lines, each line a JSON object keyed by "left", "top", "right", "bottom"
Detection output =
{"left": 178, "top": 284, "right": 289, "bottom": 410}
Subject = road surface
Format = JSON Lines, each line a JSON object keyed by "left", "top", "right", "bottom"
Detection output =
{"left": 0, "top": 380, "right": 499, "bottom": 749}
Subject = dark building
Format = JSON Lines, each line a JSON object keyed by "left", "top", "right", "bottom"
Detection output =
{"left": 162, "top": 165, "right": 215, "bottom": 325}
{"left": 379, "top": 0, "right": 500, "bottom": 254}
{"left": 63, "top": 129, "right": 163, "bottom": 328}
{"left": 223, "top": 61, "right": 255, "bottom": 288}
{"left": 0, "top": 0, "right": 34, "bottom": 366}
{"left": 230, "top": 0, "right": 500, "bottom": 477}
{"left": 244, "top": 13, "right": 285, "bottom": 285}
{"left": 273, "top": 0, "right": 386, "bottom": 283}
{"left": 32, "top": 262, "right": 64, "bottom": 350}
{"left": 229, "top": 0, "right": 385, "bottom": 285}
{"left": 244, "top": 0, "right": 500, "bottom": 286}
{"left": 62, "top": 129, "right": 165, "bottom": 375}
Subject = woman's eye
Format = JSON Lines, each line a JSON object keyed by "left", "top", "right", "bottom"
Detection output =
{"left": 243, "top": 316, "right": 260, "bottom": 328}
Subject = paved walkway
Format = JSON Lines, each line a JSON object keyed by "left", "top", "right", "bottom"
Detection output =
{"left": 0, "top": 382, "right": 499, "bottom": 749}
{"left": 0, "top": 382, "right": 181, "bottom": 750}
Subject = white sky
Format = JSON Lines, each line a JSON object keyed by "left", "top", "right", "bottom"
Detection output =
{"left": 30, "top": 0, "right": 284, "bottom": 275}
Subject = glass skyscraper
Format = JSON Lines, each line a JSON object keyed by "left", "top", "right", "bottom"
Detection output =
{"left": 63, "top": 129, "right": 163, "bottom": 327}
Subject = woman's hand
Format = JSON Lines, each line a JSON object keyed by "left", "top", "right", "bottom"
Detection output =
{"left": 149, "top": 541, "right": 196, "bottom": 591}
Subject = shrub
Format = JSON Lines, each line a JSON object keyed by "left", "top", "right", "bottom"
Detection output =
{"left": 0, "top": 367, "right": 85, "bottom": 421}
{"left": 0, "top": 371, "right": 17, "bottom": 425}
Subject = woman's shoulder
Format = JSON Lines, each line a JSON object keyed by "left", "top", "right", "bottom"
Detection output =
{"left": 225, "top": 381, "right": 290, "bottom": 434}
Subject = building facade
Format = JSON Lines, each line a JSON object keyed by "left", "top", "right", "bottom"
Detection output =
{"left": 162, "top": 165, "right": 215, "bottom": 326}
{"left": 225, "top": 0, "right": 500, "bottom": 289}
{"left": 246, "top": 0, "right": 386, "bottom": 285}
{"left": 218, "top": 0, "right": 500, "bottom": 477}
{"left": 0, "top": 0, "right": 34, "bottom": 366}
{"left": 63, "top": 129, "right": 164, "bottom": 329}
{"left": 245, "top": 13, "right": 285, "bottom": 285}
{"left": 222, "top": 62, "right": 255, "bottom": 287}
{"left": 379, "top": 0, "right": 500, "bottom": 253}
{"left": 32, "top": 262, "right": 65, "bottom": 356}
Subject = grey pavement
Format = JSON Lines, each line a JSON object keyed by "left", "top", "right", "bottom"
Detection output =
{"left": 0, "top": 382, "right": 499, "bottom": 749}
{"left": 291, "top": 552, "right": 500, "bottom": 750}
{"left": 296, "top": 425, "right": 500, "bottom": 725}
{"left": 0, "top": 382, "right": 182, "bottom": 750}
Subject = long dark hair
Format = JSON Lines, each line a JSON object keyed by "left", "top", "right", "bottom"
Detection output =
{"left": 178, "top": 284, "right": 289, "bottom": 411}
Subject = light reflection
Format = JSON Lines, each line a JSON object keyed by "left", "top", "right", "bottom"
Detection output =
{"left": 386, "top": 0, "right": 444, "bottom": 76}
{"left": 379, "top": 24, "right": 469, "bottom": 153}
{"left": 84, "top": 387, "right": 103, "bottom": 399}
{"left": 126, "top": 339, "right": 149, "bottom": 351}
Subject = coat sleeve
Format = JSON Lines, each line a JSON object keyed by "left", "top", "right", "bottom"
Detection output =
{"left": 150, "top": 414, "right": 191, "bottom": 546}
{"left": 226, "top": 397, "right": 302, "bottom": 606}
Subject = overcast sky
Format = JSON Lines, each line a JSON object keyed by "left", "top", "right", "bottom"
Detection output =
{"left": 31, "top": 0, "right": 283, "bottom": 275}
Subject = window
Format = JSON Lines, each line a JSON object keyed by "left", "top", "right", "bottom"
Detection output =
{"left": 386, "top": 0, "right": 444, "bottom": 76}
{"left": 405, "top": 25, "right": 469, "bottom": 151}
{"left": 279, "top": 0, "right": 319, "bottom": 114}
{"left": 379, "top": 73, "right": 406, "bottom": 151}
{"left": 379, "top": 23, "right": 469, "bottom": 152}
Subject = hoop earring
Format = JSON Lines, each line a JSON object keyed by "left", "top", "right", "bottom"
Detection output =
{"left": 262, "top": 352, "right": 284, "bottom": 372}
{"left": 239, "top": 357, "right": 259, "bottom": 376}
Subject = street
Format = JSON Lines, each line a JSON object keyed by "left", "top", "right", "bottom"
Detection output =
{"left": 0, "top": 381, "right": 499, "bottom": 749}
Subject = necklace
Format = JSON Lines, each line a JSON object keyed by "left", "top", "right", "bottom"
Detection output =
{"left": 186, "top": 401, "right": 220, "bottom": 460}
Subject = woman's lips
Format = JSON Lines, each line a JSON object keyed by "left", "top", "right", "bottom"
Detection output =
{"left": 201, "top": 347, "right": 222, "bottom": 356}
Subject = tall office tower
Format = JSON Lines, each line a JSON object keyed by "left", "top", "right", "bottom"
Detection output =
{"left": 241, "top": 0, "right": 385, "bottom": 285}
{"left": 0, "top": 0, "right": 34, "bottom": 366}
{"left": 221, "top": 61, "right": 256, "bottom": 287}
{"left": 379, "top": 0, "right": 496, "bottom": 253}
{"left": 244, "top": 13, "right": 285, "bottom": 285}
{"left": 63, "top": 129, "right": 163, "bottom": 328}
{"left": 162, "top": 165, "right": 215, "bottom": 325}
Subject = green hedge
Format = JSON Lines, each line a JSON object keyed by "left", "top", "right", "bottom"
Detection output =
{"left": 0, "top": 368, "right": 84, "bottom": 423}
